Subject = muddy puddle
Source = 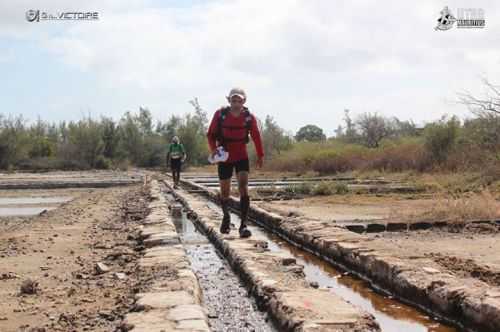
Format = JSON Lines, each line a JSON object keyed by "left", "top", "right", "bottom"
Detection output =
{"left": 164, "top": 192, "right": 275, "bottom": 332}
{"left": 258, "top": 230, "right": 457, "bottom": 332}
{"left": 201, "top": 200, "right": 458, "bottom": 332}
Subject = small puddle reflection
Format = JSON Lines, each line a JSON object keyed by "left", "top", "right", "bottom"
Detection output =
{"left": 202, "top": 201, "right": 457, "bottom": 332}
{"left": 0, "top": 206, "right": 56, "bottom": 216}
{"left": 0, "top": 196, "right": 73, "bottom": 217}
{"left": 0, "top": 196, "right": 73, "bottom": 205}
{"left": 257, "top": 231, "right": 457, "bottom": 332}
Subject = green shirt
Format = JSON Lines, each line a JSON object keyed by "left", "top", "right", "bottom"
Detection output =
{"left": 168, "top": 143, "right": 185, "bottom": 159}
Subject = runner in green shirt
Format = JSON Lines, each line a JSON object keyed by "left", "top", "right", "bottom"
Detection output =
{"left": 166, "top": 136, "right": 187, "bottom": 189}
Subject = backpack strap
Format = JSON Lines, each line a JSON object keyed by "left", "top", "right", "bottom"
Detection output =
{"left": 243, "top": 109, "right": 252, "bottom": 143}
{"left": 216, "top": 107, "right": 229, "bottom": 147}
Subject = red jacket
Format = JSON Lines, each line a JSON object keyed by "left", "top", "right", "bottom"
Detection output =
{"left": 207, "top": 108, "right": 264, "bottom": 163}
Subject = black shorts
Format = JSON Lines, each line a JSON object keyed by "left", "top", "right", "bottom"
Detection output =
{"left": 170, "top": 158, "right": 182, "bottom": 172}
{"left": 218, "top": 159, "right": 249, "bottom": 180}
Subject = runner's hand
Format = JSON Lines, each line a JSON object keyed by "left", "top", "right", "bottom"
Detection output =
{"left": 256, "top": 157, "right": 263, "bottom": 169}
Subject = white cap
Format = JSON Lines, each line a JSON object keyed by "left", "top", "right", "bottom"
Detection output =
{"left": 228, "top": 87, "right": 246, "bottom": 100}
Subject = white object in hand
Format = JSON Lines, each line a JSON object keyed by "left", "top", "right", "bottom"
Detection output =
{"left": 208, "top": 146, "right": 229, "bottom": 164}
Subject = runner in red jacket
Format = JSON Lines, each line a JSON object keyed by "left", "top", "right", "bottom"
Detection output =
{"left": 207, "top": 87, "right": 264, "bottom": 238}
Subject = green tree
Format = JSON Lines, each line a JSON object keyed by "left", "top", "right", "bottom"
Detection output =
{"left": 343, "top": 109, "right": 358, "bottom": 143}
{"left": 295, "top": 124, "right": 326, "bottom": 142}
{"left": 0, "top": 115, "right": 28, "bottom": 169}
{"left": 101, "top": 117, "right": 120, "bottom": 159}
{"left": 138, "top": 107, "right": 153, "bottom": 136}
{"left": 28, "top": 117, "right": 54, "bottom": 158}
{"left": 262, "top": 115, "right": 292, "bottom": 157}
{"left": 67, "top": 117, "right": 104, "bottom": 168}
{"left": 118, "top": 111, "right": 144, "bottom": 165}
{"left": 424, "top": 116, "right": 460, "bottom": 163}
{"left": 158, "top": 115, "right": 182, "bottom": 142}
{"left": 176, "top": 113, "right": 208, "bottom": 165}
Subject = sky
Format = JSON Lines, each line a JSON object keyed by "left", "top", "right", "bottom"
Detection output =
{"left": 1, "top": 0, "right": 499, "bottom": 136}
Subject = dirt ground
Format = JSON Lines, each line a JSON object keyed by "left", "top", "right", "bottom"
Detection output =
{"left": 255, "top": 194, "right": 439, "bottom": 222}
{"left": 0, "top": 170, "right": 143, "bottom": 181}
{"left": 2, "top": 169, "right": 498, "bottom": 331}
{"left": 0, "top": 185, "right": 148, "bottom": 332}
{"left": 367, "top": 227, "right": 500, "bottom": 287}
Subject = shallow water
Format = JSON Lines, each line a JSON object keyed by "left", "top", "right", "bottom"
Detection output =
{"left": 0, "top": 206, "right": 56, "bottom": 216}
{"left": 202, "top": 200, "right": 458, "bottom": 332}
{"left": 0, "top": 196, "right": 72, "bottom": 205}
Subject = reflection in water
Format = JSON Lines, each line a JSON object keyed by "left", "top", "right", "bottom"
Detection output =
{"left": 172, "top": 214, "right": 207, "bottom": 244}
{"left": 0, "top": 196, "right": 73, "bottom": 217}
{"left": 262, "top": 235, "right": 456, "bottom": 332}
{"left": 0, "top": 206, "right": 56, "bottom": 216}
{"left": 0, "top": 196, "right": 73, "bottom": 205}
{"left": 174, "top": 196, "right": 459, "bottom": 332}
{"left": 201, "top": 198, "right": 457, "bottom": 332}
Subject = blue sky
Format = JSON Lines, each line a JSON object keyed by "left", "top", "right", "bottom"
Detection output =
{"left": 1, "top": 0, "right": 499, "bottom": 136}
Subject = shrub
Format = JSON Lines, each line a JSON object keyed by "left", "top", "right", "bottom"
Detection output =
{"left": 424, "top": 116, "right": 460, "bottom": 164}
{"left": 293, "top": 182, "right": 313, "bottom": 195}
{"left": 312, "top": 181, "right": 334, "bottom": 195}
{"left": 15, "top": 157, "right": 90, "bottom": 171}
{"left": 367, "top": 138, "right": 429, "bottom": 172}
{"left": 94, "top": 156, "right": 111, "bottom": 170}
{"left": 333, "top": 182, "right": 349, "bottom": 194}
{"left": 311, "top": 151, "right": 359, "bottom": 174}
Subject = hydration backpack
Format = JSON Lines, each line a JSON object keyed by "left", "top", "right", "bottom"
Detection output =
{"left": 216, "top": 106, "right": 252, "bottom": 147}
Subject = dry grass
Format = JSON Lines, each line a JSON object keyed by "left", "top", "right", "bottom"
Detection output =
{"left": 390, "top": 190, "right": 500, "bottom": 223}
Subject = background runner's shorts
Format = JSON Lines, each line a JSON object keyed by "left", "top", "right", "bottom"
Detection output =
{"left": 218, "top": 159, "right": 249, "bottom": 180}
{"left": 170, "top": 158, "right": 182, "bottom": 172}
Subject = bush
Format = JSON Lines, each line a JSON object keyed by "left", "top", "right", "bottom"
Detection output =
{"left": 424, "top": 116, "right": 460, "bottom": 164}
{"left": 333, "top": 182, "right": 349, "bottom": 194}
{"left": 312, "top": 181, "right": 334, "bottom": 195}
{"left": 283, "top": 184, "right": 295, "bottom": 194}
{"left": 15, "top": 157, "right": 90, "bottom": 171}
{"left": 268, "top": 141, "right": 370, "bottom": 175}
{"left": 16, "top": 158, "right": 56, "bottom": 172}
{"left": 366, "top": 138, "right": 430, "bottom": 172}
{"left": 311, "top": 147, "right": 367, "bottom": 174}
{"left": 293, "top": 182, "right": 313, "bottom": 195}
{"left": 94, "top": 156, "right": 111, "bottom": 170}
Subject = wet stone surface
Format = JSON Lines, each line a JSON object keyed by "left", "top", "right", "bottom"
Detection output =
{"left": 201, "top": 198, "right": 457, "bottom": 332}
{"left": 169, "top": 209, "right": 275, "bottom": 332}
{"left": 187, "top": 243, "right": 275, "bottom": 332}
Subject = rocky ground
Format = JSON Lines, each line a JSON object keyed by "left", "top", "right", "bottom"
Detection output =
{"left": 0, "top": 184, "right": 149, "bottom": 332}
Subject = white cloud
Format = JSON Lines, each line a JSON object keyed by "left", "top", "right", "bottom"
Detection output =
{"left": 1, "top": 0, "right": 500, "bottom": 134}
